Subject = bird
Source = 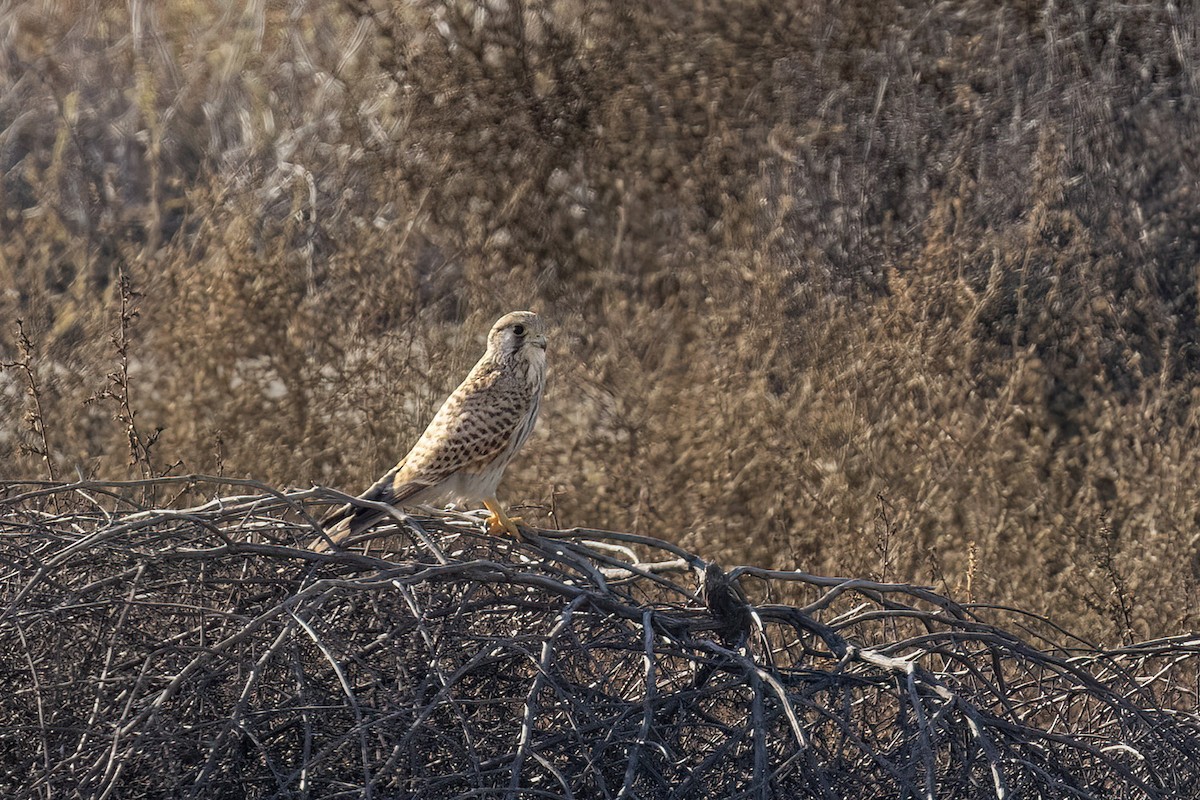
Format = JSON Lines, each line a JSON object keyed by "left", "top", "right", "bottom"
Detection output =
{"left": 313, "top": 311, "right": 547, "bottom": 551}
{"left": 701, "top": 562, "right": 753, "bottom": 650}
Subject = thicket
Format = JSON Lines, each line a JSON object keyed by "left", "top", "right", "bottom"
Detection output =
{"left": 2, "top": 0, "right": 1199, "bottom": 642}
{"left": 2, "top": 479, "right": 1197, "bottom": 798}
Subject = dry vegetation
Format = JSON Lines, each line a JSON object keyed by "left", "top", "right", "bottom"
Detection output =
{"left": 2, "top": 479, "right": 1198, "bottom": 798}
{"left": 2, "top": 0, "right": 1200, "bottom": 653}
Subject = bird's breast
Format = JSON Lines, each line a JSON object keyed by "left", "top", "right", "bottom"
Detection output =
{"left": 522, "top": 349, "right": 547, "bottom": 390}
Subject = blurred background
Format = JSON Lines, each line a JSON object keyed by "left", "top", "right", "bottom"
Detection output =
{"left": 2, "top": 0, "right": 1199, "bottom": 641}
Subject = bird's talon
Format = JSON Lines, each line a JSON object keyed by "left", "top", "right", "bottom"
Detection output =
{"left": 483, "top": 504, "right": 524, "bottom": 541}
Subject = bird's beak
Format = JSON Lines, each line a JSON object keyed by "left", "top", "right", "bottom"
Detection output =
{"left": 531, "top": 335, "right": 548, "bottom": 350}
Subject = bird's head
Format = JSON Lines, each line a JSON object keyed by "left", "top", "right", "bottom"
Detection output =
{"left": 488, "top": 311, "right": 548, "bottom": 363}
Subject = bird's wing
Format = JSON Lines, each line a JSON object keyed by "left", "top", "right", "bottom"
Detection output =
{"left": 319, "top": 456, "right": 417, "bottom": 525}
{"left": 320, "top": 456, "right": 429, "bottom": 524}
{"left": 392, "top": 365, "right": 529, "bottom": 491}
{"left": 314, "top": 458, "right": 433, "bottom": 551}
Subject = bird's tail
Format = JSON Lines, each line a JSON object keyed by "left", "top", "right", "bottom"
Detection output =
{"left": 310, "top": 504, "right": 386, "bottom": 552}
{"left": 310, "top": 463, "right": 426, "bottom": 552}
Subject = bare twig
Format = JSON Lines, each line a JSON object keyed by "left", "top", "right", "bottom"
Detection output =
{"left": 2, "top": 321, "right": 57, "bottom": 484}
{"left": 83, "top": 270, "right": 167, "bottom": 491}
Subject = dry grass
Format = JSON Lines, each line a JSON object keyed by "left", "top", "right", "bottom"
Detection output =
{"left": 1, "top": 0, "right": 1199, "bottom": 649}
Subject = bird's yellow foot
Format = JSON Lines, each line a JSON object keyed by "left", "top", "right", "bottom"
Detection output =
{"left": 482, "top": 498, "right": 524, "bottom": 541}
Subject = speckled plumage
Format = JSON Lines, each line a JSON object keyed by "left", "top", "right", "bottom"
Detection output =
{"left": 314, "top": 311, "right": 547, "bottom": 550}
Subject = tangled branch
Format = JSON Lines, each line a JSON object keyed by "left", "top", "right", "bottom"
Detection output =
{"left": 1, "top": 477, "right": 1197, "bottom": 798}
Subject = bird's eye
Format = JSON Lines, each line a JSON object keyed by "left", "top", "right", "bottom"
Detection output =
{"left": 512, "top": 324, "right": 526, "bottom": 336}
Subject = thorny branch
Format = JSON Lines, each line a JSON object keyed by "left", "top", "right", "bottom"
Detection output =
{"left": 0, "top": 477, "right": 1198, "bottom": 799}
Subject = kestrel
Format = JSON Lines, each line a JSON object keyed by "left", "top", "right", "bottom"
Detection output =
{"left": 314, "top": 311, "right": 547, "bottom": 551}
